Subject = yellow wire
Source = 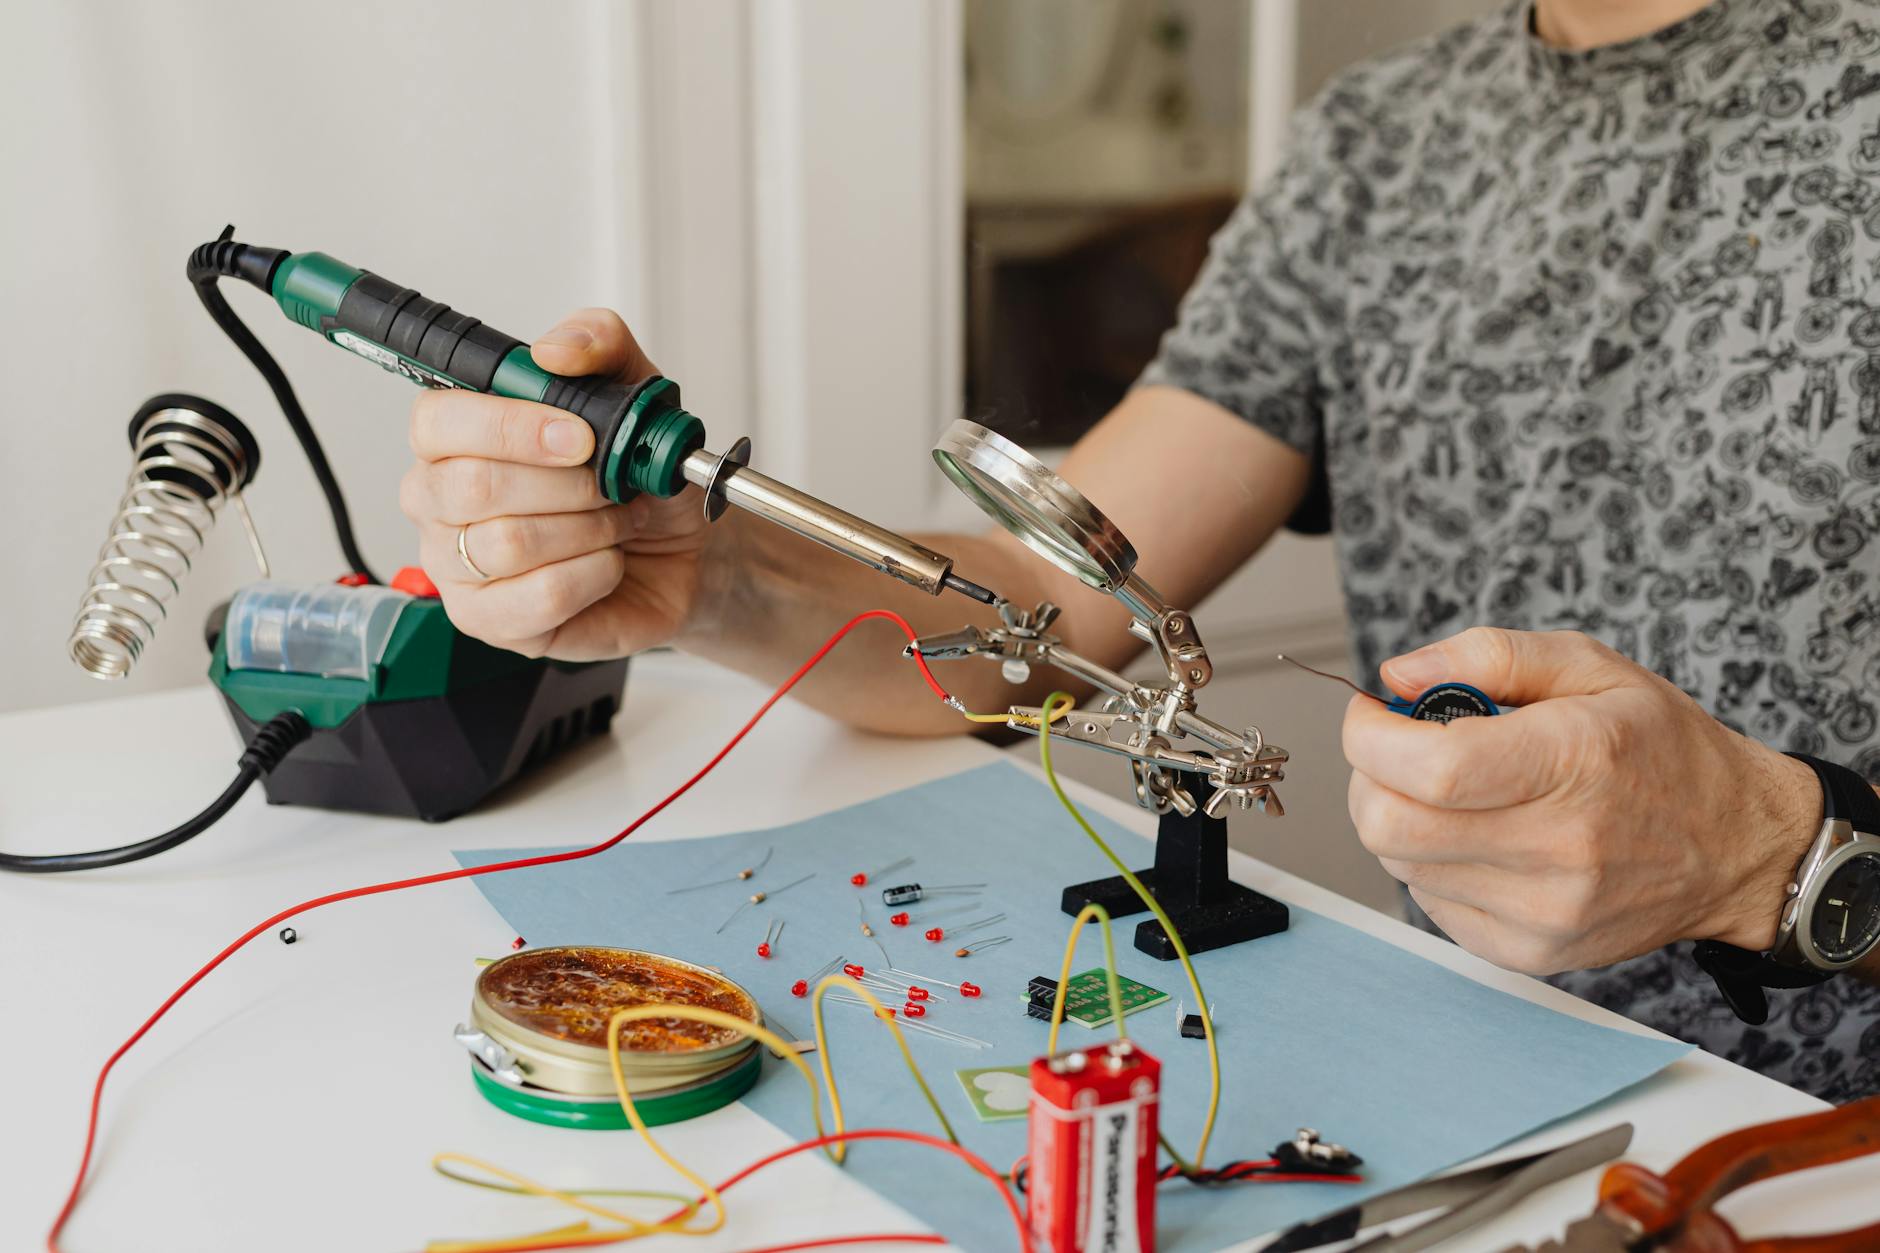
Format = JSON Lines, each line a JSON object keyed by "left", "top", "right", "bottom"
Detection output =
{"left": 1037, "top": 690, "right": 1222, "bottom": 1171}
{"left": 810, "top": 974, "right": 960, "bottom": 1148}
{"left": 959, "top": 701, "right": 1074, "bottom": 726}
{"left": 429, "top": 975, "right": 958, "bottom": 1253}
{"left": 1043, "top": 903, "right": 1129, "bottom": 1058}
{"left": 432, "top": 1159, "right": 687, "bottom": 1206}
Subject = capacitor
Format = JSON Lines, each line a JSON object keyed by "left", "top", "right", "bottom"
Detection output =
{"left": 880, "top": 881, "right": 986, "bottom": 907}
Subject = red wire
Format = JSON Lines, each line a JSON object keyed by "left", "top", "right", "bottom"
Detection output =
{"left": 46, "top": 610, "right": 957, "bottom": 1253}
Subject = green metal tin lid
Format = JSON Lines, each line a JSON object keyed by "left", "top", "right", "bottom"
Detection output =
{"left": 467, "top": 1045, "right": 761, "bottom": 1131}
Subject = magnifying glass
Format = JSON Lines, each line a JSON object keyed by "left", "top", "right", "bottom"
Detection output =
{"left": 932, "top": 419, "right": 1167, "bottom": 622}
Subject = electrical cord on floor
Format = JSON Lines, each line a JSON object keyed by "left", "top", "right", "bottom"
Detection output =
{"left": 0, "top": 711, "right": 310, "bottom": 874}
{"left": 187, "top": 226, "right": 380, "bottom": 582}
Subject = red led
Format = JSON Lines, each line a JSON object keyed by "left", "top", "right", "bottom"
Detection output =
{"left": 757, "top": 943, "right": 772, "bottom": 959}
{"left": 791, "top": 979, "right": 808, "bottom": 997}
{"left": 510, "top": 936, "right": 526, "bottom": 950}
{"left": 890, "top": 912, "right": 911, "bottom": 927}
{"left": 960, "top": 982, "right": 982, "bottom": 998}
{"left": 843, "top": 963, "right": 865, "bottom": 978}
{"left": 874, "top": 1006, "right": 897, "bottom": 1019}
{"left": 336, "top": 572, "right": 370, "bottom": 587}
{"left": 924, "top": 928, "right": 944, "bottom": 942}
{"left": 903, "top": 1002, "right": 927, "bottom": 1018}
{"left": 850, "top": 872, "right": 867, "bottom": 886}
{"left": 906, "top": 986, "right": 930, "bottom": 1001}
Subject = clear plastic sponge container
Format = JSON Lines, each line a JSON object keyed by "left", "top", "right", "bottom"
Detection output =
{"left": 224, "top": 581, "right": 414, "bottom": 679}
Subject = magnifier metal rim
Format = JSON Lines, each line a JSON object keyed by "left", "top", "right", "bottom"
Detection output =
{"left": 931, "top": 419, "right": 1136, "bottom": 590}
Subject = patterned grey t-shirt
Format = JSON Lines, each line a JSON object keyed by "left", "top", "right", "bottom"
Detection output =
{"left": 1143, "top": 0, "right": 1879, "bottom": 1100}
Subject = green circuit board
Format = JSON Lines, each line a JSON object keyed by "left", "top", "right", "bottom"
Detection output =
{"left": 1059, "top": 967, "right": 1169, "bottom": 1029}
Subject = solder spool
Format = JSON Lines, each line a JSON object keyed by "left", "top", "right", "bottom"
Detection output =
{"left": 462, "top": 946, "right": 764, "bottom": 1127}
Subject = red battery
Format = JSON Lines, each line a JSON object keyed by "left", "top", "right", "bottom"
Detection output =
{"left": 1027, "top": 1039, "right": 1160, "bottom": 1253}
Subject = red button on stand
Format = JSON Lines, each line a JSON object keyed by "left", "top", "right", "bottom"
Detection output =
{"left": 391, "top": 566, "right": 440, "bottom": 598}
{"left": 337, "top": 572, "right": 370, "bottom": 587}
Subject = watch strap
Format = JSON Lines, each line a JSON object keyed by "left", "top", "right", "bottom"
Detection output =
{"left": 1692, "top": 938, "right": 1831, "bottom": 1026}
{"left": 1693, "top": 753, "right": 1875, "bottom": 1025}
{"left": 1792, "top": 752, "right": 1880, "bottom": 835}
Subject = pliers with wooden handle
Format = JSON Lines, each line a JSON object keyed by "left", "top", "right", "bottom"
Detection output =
{"left": 1508, "top": 1094, "right": 1880, "bottom": 1252}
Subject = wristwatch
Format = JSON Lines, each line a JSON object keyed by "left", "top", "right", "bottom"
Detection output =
{"left": 1694, "top": 753, "right": 1880, "bottom": 1025}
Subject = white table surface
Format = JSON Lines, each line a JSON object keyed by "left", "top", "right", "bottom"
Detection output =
{"left": 5, "top": 652, "right": 1876, "bottom": 1253}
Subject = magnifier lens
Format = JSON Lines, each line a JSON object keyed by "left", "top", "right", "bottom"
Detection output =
{"left": 931, "top": 420, "right": 1135, "bottom": 591}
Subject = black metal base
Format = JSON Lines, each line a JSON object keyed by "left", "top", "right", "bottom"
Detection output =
{"left": 1060, "top": 777, "right": 1289, "bottom": 960}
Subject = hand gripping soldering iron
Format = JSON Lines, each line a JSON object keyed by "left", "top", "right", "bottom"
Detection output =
{"left": 188, "top": 230, "right": 999, "bottom": 606}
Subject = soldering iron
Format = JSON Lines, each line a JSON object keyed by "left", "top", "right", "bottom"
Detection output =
{"left": 18, "top": 227, "right": 1000, "bottom": 872}
{"left": 189, "top": 228, "right": 1000, "bottom": 607}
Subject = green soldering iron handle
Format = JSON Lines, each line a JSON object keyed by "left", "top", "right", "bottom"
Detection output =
{"left": 240, "top": 244, "right": 704, "bottom": 504}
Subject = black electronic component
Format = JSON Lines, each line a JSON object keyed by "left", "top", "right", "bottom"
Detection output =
{"left": 1180, "top": 1013, "right": 1207, "bottom": 1040}
{"left": 1025, "top": 975, "right": 1060, "bottom": 1022}
{"left": 279, "top": 927, "right": 298, "bottom": 945}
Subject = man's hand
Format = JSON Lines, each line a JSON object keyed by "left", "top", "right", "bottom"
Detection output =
{"left": 399, "top": 309, "right": 708, "bottom": 660}
{"left": 1343, "top": 627, "right": 1822, "bottom": 975}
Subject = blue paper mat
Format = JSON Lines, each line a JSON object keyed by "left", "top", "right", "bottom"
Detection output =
{"left": 458, "top": 761, "right": 1688, "bottom": 1251}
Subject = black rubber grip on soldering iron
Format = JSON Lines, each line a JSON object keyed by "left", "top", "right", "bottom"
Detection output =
{"left": 334, "top": 272, "right": 524, "bottom": 391}
{"left": 334, "top": 272, "right": 648, "bottom": 455}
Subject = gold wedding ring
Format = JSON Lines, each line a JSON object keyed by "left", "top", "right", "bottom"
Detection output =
{"left": 457, "top": 523, "right": 493, "bottom": 582}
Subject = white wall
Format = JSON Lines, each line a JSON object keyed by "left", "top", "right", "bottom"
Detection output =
{"left": 0, "top": 1, "right": 653, "bottom": 713}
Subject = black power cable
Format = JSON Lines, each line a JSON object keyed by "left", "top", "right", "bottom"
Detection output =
{"left": 0, "top": 712, "right": 311, "bottom": 873}
{"left": 187, "top": 226, "right": 380, "bottom": 583}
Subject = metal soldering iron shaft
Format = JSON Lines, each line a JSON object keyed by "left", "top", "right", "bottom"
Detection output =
{"left": 683, "top": 448, "right": 994, "bottom": 603}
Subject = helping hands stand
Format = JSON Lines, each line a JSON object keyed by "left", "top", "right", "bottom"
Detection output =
{"left": 1060, "top": 776, "right": 1290, "bottom": 960}
{"left": 917, "top": 419, "right": 1297, "bottom": 960}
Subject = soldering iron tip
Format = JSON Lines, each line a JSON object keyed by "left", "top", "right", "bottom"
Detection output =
{"left": 942, "top": 571, "right": 1001, "bottom": 606}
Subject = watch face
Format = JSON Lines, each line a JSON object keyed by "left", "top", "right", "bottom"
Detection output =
{"left": 1809, "top": 852, "right": 1880, "bottom": 964}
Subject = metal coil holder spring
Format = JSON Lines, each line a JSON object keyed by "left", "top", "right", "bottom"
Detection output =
{"left": 69, "top": 394, "right": 267, "bottom": 679}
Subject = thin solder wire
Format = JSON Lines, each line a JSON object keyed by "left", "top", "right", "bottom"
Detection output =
{"left": 1038, "top": 690, "right": 1218, "bottom": 1172}
{"left": 1275, "top": 653, "right": 1386, "bottom": 703}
